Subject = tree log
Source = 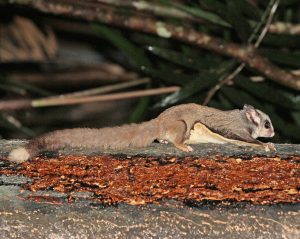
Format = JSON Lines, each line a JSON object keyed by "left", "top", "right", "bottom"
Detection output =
{"left": 0, "top": 140, "right": 299, "bottom": 238}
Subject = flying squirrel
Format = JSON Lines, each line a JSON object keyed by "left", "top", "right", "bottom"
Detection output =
{"left": 8, "top": 103, "right": 275, "bottom": 163}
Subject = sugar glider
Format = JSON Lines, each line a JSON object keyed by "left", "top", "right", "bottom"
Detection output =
{"left": 8, "top": 104, "right": 275, "bottom": 163}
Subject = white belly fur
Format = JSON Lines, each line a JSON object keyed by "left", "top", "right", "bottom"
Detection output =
{"left": 185, "top": 122, "right": 260, "bottom": 147}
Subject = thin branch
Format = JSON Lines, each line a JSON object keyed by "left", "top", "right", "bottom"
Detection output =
{"left": 7, "top": 63, "right": 138, "bottom": 87}
{"left": 97, "top": 0, "right": 200, "bottom": 22}
{"left": 250, "top": 69, "right": 300, "bottom": 82}
{"left": 99, "top": 0, "right": 300, "bottom": 34}
{"left": 254, "top": 0, "right": 280, "bottom": 48}
{"left": 31, "top": 86, "right": 180, "bottom": 107}
{"left": 269, "top": 21, "right": 300, "bottom": 35}
{"left": 203, "top": 0, "right": 280, "bottom": 105}
{"left": 0, "top": 99, "right": 32, "bottom": 111}
{"left": 33, "top": 86, "right": 180, "bottom": 107}
{"left": 40, "top": 78, "right": 150, "bottom": 100}
{"left": 4, "top": 0, "right": 300, "bottom": 90}
{"left": 0, "top": 87, "right": 180, "bottom": 111}
{"left": 203, "top": 64, "right": 246, "bottom": 105}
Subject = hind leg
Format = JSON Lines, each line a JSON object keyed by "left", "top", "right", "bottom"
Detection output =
{"left": 163, "top": 120, "right": 193, "bottom": 152}
{"left": 158, "top": 139, "right": 169, "bottom": 144}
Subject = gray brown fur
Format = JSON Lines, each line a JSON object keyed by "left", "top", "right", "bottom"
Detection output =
{"left": 27, "top": 119, "right": 159, "bottom": 154}
{"left": 11, "top": 103, "right": 275, "bottom": 161}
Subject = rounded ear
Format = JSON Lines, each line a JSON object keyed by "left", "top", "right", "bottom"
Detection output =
{"left": 244, "top": 107, "right": 261, "bottom": 126}
{"left": 243, "top": 104, "right": 254, "bottom": 110}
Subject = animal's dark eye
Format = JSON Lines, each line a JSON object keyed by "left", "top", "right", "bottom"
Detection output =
{"left": 264, "top": 121, "right": 271, "bottom": 129}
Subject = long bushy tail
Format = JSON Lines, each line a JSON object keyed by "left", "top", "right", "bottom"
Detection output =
{"left": 8, "top": 119, "right": 159, "bottom": 163}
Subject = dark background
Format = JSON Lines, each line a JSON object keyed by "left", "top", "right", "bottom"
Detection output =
{"left": 0, "top": 0, "right": 299, "bottom": 143}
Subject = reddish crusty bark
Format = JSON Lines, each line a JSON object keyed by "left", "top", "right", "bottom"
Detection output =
{"left": 1, "top": 154, "right": 299, "bottom": 205}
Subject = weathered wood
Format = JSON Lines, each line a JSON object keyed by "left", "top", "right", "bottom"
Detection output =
{"left": 1, "top": 140, "right": 299, "bottom": 204}
{"left": 0, "top": 140, "right": 299, "bottom": 238}
{"left": 2, "top": 139, "right": 299, "bottom": 158}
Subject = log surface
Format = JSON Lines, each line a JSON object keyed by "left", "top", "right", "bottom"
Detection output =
{"left": 0, "top": 140, "right": 299, "bottom": 238}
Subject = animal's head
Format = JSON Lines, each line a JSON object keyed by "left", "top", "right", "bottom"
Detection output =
{"left": 242, "top": 104, "right": 275, "bottom": 139}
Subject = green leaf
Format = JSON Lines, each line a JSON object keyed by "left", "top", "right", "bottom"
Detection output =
{"left": 261, "top": 0, "right": 299, "bottom": 7}
{"left": 0, "top": 75, "right": 51, "bottom": 96}
{"left": 155, "top": 60, "right": 236, "bottom": 107}
{"left": 292, "top": 111, "right": 300, "bottom": 125}
{"left": 221, "top": 86, "right": 263, "bottom": 109}
{"left": 199, "top": 0, "right": 228, "bottom": 20}
{"left": 155, "top": 74, "right": 216, "bottom": 107}
{"left": 0, "top": 113, "right": 35, "bottom": 137}
{"left": 285, "top": 125, "right": 300, "bottom": 140}
{"left": 148, "top": 46, "right": 219, "bottom": 70}
{"left": 238, "top": 0, "right": 261, "bottom": 20}
{"left": 128, "top": 83, "right": 151, "bottom": 123}
{"left": 144, "top": 58, "right": 236, "bottom": 86}
{"left": 218, "top": 93, "right": 236, "bottom": 110}
{"left": 247, "top": 0, "right": 276, "bottom": 44}
{"left": 235, "top": 76, "right": 300, "bottom": 110}
{"left": 171, "top": 2, "right": 231, "bottom": 27}
{"left": 131, "top": 33, "right": 171, "bottom": 48}
{"left": 142, "top": 67, "right": 196, "bottom": 85}
{"left": 93, "top": 24, "right": 151, "bottom": 68}
{"left": 13, "top": 81, "right": 51, "bottom": 96}
{"left": 263, "top": 34, "right": 300, "bottom": 48}
{"left": 0, "top": 83, "right": 26, "bottom": 95}
{"left": 258, "top": 48, "right": 300, "bottom": 67}
{"left": 180, "top": 45, "right": 225, "bottom": 68}
{"left": 225, "top": 0, "right": 252, "bottom": 42}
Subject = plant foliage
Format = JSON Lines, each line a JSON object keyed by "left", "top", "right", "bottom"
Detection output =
{"left": 1, "top": 0, "right": 300, "bottom": 143}
{"left": 92, "top": 0, "right": 300, "bottom": 142}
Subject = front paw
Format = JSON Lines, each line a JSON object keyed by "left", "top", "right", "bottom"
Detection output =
{"left": 174, "top": 143, "right": 194, "bottom": 152}
{"left": 263, "top": 143, "right": 276, "bottom": 152}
